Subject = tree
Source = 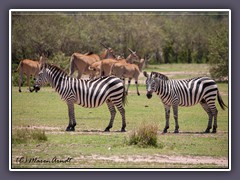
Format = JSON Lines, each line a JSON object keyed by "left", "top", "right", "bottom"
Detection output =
{"left": 207, "top": 18, "right": 229, "bottom": 80}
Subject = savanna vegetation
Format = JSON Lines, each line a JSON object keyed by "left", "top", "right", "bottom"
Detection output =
{"left": 10, "top": 10, "right": 230, "bottom": 169}
{"left": 11, "top": 63, "right": 229, "bottom": 169}
{"left": 11, "top": 11, "right": 229, "bottom": 84}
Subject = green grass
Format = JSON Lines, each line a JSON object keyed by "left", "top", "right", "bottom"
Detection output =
{"left": 127, "top": 122, "right": 159, "bottom": 147}
{"left": 12, "top": 129, "right": 47, "bottom": 144}
{"left": 12, "top": 133, "right": 228, "bottom": 168}
{"left": 11, "top": 64, "right": 229, "bottom": 169}
{"left": 11, "top": 84, "right": 229, "bottom": 169}
{"left": 145, "top": 63, "right": 210, "bottom": 73}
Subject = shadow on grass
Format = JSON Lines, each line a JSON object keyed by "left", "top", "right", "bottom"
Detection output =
{"left": 80, "top": 129, "right": 126, "bottom": 133}
{"left": 161, "top": 131, "right": 228, "bottom": 135}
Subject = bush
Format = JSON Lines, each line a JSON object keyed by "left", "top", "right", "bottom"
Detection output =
{"left": 12, "top": 129, "right": 47, "bottom": 144}
{"left": 127, "top": 122, "right": 159, "bottom": 148}
{"left": 50, "top": 52, "right": 70, "bottom": 71}
{"left": 208, "top": 18, "right": 229, "bottom": 80}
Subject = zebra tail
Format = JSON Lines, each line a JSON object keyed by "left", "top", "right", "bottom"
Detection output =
{"left": 217, "top": 90, "right": 228, "bottom": 110}
{"left": 122, "top": 84, "right": 128, "bottom": 106}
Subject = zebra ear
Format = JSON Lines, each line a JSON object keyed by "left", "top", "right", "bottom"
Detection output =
{"left": 143, "top": 71, "right": 149, "bottom": 78}
{"left": 39, "top": 55, "right": 46, "bottom": 69}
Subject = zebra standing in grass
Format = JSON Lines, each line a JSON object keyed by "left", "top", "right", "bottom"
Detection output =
{"left": 33, "top": 58, "right": 127, "bottom": 132}
{"left": 143, "top": 71, "right": 227, "bottom": 133}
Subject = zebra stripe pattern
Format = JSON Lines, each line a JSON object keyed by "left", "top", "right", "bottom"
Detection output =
{"left": 34, "top": 63, "right": 127, "bottom": 132}
{"left": 143, "top": 71, "right": 227, "bottom": 133}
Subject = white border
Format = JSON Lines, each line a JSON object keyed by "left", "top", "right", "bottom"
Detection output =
{"left": 9, "top": 9, "right": 231, "bottom": 172}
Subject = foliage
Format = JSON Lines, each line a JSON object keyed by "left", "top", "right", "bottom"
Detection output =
{"left": 207, "top": 18, "right": 229, "bottom": 80}
{"left": 12, "top": 129, "right": 47, "bottom": 144}
{"left": 11, "top": 11, "right": 229, "bottom": 80}
{"left": 127, "top": 122, "right": 159, "bottom": 148}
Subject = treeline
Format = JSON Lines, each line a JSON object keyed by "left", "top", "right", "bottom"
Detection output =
{"left": 11, "top": 11, "right": 229, "bottom": 79}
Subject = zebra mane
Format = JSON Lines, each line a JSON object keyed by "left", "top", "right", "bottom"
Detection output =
{"left": 46, "top": 63, "right": 68, "bottom": 76}
{"left": 150, "top": 71, "right": 169, "bottom": 80}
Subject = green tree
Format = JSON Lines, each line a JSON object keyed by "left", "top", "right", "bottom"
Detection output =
{"left": 208, "top": 18, "right": 229, "bottom": 80}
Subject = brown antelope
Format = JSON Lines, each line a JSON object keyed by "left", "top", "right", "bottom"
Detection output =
{"left": 99, "top": 42, "right": 117, "bottom": 59}
{"left": 16, "top": 58, "right": 40, "bottom": 92}
{"left": 88, "top": 61, "right": 102, "bottom": 78}
{"left": 88, "top": 48, "right": 141, "bottom": 80}
{"left": 98, "top": 48, "right": 141, "bottom": 77}
{"left": 68, "top": 52, "right": 100, "bottom": 79}
{"left": 125, "top": 48, "right": 140, "bottom": 64}
{"left": 69, "top": 44, "right": 117, "bottom": 79}
{"left": 111, "top": 58, "right": 146, "bottom": 96}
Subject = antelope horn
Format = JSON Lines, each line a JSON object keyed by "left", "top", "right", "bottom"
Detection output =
{"left": 100, "top": 42, "right": 108, "bottom": 49}
{"left": 128, "top": 48, "right": 135, "bottom": 54}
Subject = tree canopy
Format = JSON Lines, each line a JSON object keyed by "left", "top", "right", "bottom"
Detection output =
{"left": 11, "top": 11, "right": 229, "bottom": 79}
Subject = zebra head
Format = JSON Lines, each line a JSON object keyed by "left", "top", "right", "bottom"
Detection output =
{"left": 143, "top": 71, "right": 157, "bottom": 99}
{"left": 33, "top": 58, "right": 48, "bottom": 92}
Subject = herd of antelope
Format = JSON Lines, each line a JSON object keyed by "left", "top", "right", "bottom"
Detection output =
{"left": 16, "top": 43, "right": 147, "bottom": 95}
{"left": 15, "top": 43, "right": 227, "bottom": 133}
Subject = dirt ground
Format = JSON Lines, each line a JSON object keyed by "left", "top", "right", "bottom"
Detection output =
{"left": 12, "top": 125, "right": 229, "bottom": 167}
{"left": 74, "top": 154, "right": 228, "bottom": 167}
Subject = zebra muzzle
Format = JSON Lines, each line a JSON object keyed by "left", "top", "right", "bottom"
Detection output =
{"left": 146, "top": 92, "right": 152, "bottom": 99}
{"left": 33, "top": 85, "right": 40, "bottom": 92}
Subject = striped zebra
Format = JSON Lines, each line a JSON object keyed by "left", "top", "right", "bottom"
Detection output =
{"left": 33, "top": 59, "right": 127, "bottom": 132}
{"left": 143, "top": 71, "right": 227, "bottom": 133}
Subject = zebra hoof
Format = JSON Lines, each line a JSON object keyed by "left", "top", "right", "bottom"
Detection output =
{"left": 104, "top": 128, "right": 110, "bottom": 132}
{"left": 174, "top": 130, "right": 179, "bottom": 133}
{"left": 19, "top": 89, "right": 22, "bottom": 93}
{"left": 121, "top": 128, "right": 126, "bottom": 132}
{"left": 66, "top": 126, "right": 75, "bottom": 131}
{"left": 204, "top": 129, "right": 211, "bottom": 133}
{"left": 212, "top": 129, "right": 217, "bottom": 133}
{"left": 163, "top": 128, "right": 168, "bottom": 133}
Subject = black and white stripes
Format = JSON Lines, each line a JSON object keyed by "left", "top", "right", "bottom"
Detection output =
{"left": 143, "top": 71, "right": 227, "bottom": 133}
{"left": 34, "top": 63, "right": 126, "bottom": 132}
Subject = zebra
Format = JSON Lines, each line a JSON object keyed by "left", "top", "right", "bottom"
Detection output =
{"left": 33, "top": 60, "right": 127, "bottom": 132}
{"left": 143, "top": 71, "right": 227, "bottom": 133}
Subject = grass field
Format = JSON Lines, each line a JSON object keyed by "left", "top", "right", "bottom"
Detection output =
{"left": 10, "top": 64, "right": 229, "bottom": 169}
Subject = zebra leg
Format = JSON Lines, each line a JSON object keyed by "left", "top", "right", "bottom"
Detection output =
{"left": 104, "top": 100, "right": 117, "bottom": 132}
{"left": 163, "top": 105, "right": 171, "bottom": 133}
{"left": 200, "top": 101, "right": 213, "bottom": 133}
{"left": 210, "top": 106, "right": 218, "bottom": 133}
{"left": 66, "top": 102, "right": 77, "bottom": 131}
{"left": 116, "top": 105, "right": 126, "bottom": 132}
{"left": 172, "top": 105, "right": 179, "bottom": 133}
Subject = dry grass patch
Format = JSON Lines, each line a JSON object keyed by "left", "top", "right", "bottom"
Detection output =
{"left": 127, "top": 122, "right": 160, "bottom": 148}
{"left": 12, "top": 128, "right": 47, "bottom": 144}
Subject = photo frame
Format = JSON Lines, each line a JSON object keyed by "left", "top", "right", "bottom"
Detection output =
{"left": 9, "top": 9, "right": 231, "bottom": 171}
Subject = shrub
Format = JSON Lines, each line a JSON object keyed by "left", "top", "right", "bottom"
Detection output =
{"left": 12, "top": 129, "right": 47, "bottom": 144}
{"left": 50, "top": 52, "right": 70, "bottom": 71}
{"left": 208, "top": 18, "right": 229, "bottom": 81}
{"left": 128, "top": 123, "right": 158, "bottom": 148}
